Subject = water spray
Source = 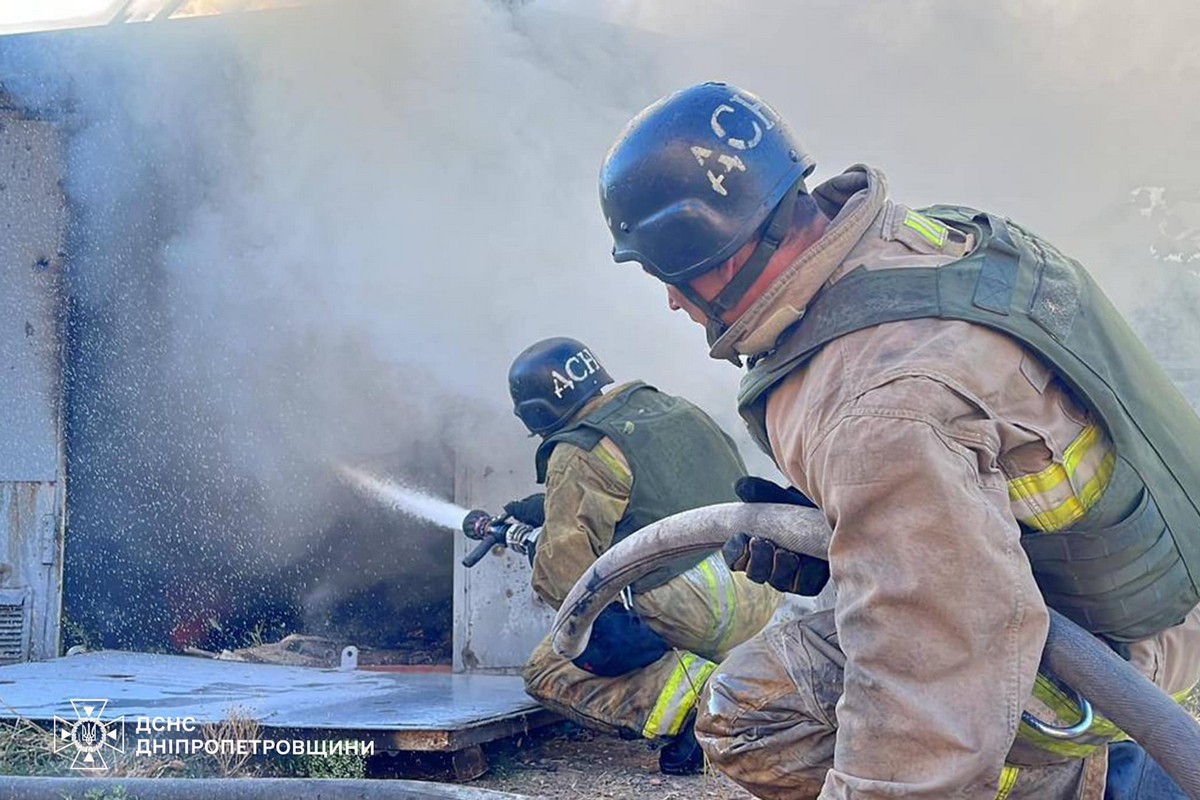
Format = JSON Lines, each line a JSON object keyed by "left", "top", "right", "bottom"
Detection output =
{"left": 335, "top": 463, "right": 525, "bottom": 568}
{"left": 334, "top": 463, "right": 468, "bottom": 529}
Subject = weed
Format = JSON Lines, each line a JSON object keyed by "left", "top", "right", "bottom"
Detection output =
{"left": 60, "top": 614, "right": 100, "bottom": 653}
{"left": 279, "top": 749, "right": 366, "bottom": 779}
{"left": 243, "top": 620, "right": 269, "bottom": 649}
{"left": 0, "top": 718, "right": 57, "bottom": 775}
{"left": 83, "top": 786, "right": 129, "bottom": 800}
{"left": 201, "top": 707, "right": 261, "bottom": 778}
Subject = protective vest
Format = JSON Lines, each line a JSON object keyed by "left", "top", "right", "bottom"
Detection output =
{"left": 738, "top": 206, "right": 1200, "bottom": 642}
{"left": 537, "top": 382, "right": 748, "bottom": 591}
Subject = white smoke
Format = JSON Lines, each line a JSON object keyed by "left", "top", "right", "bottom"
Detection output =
{"left": 147, "top": 0, "right": 1200, "bottom": 456}
{"left": 2, "top": 0, "right": 1198, "bottom": 645}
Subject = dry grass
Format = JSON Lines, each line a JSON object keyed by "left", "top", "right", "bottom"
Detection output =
{"left": 201, "top": 706, "right": 261, "bottom": 777}
{"left": 106, "top": 751, "right": 178, "bottom": 779}
{"left": 0, "top": 708, "right": 357, "bottom": 781}
{"left": 0, "top": 718, "right": 57, "bottom": 775}
{"left": 0, "top": 717, "right": 171, "bottom": 777}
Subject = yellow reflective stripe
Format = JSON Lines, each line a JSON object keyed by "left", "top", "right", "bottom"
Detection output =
{"left": 904, "top": 210, "right": 948, "bottom": 248}
{"left": 1008, "top": 425, "right": 1115, "bottom": 531}
{"left": 593, "top": 438, "right": 632, "bottom": 485}
{"left": 995, "top": 765, "right": 1020, "bottom": 800}
{"left": 1017, "top": 728, "right": 1103, "bottom": 759}
{"left": 1038, "top": 674, "right": 1120, "bottom": 737}
{"left": 1008, "top": 424, "right": 1101, "bottom": 498}
{"left": 697, "top": 555, "right": 736, "bottom": 650}
{"left": 641, "top": 652, "right": 717, "bottom": 739}
{"left": 1017, "top": 451, "right": 1115, "bottom": 531}
{"left": 1021, "top": 680, "right": 1195, "bottom": 759}
{"left": 1019, "top": 674, "right": 1115, "bottom": 757}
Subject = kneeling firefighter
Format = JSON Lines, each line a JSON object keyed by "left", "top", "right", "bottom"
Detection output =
{"left": 597, "top": 82, "right": 1200, "bottom": 798}
{"left": 498, "top": 336, "right": 780, "bottom": 774}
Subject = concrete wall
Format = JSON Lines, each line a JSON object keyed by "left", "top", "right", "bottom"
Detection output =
{"left": 0, "top": 109, "right": 68, "bottom": 662}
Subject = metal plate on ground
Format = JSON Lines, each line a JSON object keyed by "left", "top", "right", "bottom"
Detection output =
{"left": 0, "top": 651, "right": 556, "bottom": 751}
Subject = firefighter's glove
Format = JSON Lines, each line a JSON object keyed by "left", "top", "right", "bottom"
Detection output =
{"left": 734, "top": 476, "right": 816, "bottom": 507}
{"left": 729, "top": 477, "right": 826, "bottom": 594}
{"left": 504, "top": 522, "right": 541, "bottom": 558}
{"left": 571, "top": 603, "right": 669, "bottom": 677}
{"left": 723, "top": 533, "right": 830, "bottom": 596}
{"left": 503, "top": 493, "right": 546, "bottom": 527}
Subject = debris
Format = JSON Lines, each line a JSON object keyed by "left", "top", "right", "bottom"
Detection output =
{"left": 184, "top": 646, "right": 219, "bottom": 659}
{"left": 216, "top": 634, "right": 346, "bottom": 668}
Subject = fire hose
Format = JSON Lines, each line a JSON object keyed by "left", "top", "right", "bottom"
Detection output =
{"left": 549, "top": 502, "right": 1200, "bottom": 798}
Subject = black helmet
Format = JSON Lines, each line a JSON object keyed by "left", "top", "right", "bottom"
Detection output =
{"left": 600, "top": 82, "right": 815, "bottom": 285}
{"left": 509, "top": 337, "right": 614, "bottom": 436}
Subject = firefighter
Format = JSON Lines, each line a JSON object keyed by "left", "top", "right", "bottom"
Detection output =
{"left": 502, "top": 336, "right": 781, "bottom": 774}
{"left": 597, "top": 82, "right": 1200, "bottom": 798}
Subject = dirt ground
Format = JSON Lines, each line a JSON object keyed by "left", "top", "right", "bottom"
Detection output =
{"left": 463, "top": 688, "right": 1200, "bottom": 799}
{"left": 371, "top": 721, "right": 755, "bottom": 799}
{"left": 466, "top": 723, "right": 755, "bottom": 800}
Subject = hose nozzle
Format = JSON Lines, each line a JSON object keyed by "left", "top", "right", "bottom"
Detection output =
{"left": 462, "top": 509, "right": 493, "bottom": 540}
{"left": 461, "top": 509, "right": 511, "bottom": 568}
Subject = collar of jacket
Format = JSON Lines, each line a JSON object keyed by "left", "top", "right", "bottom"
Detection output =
{"left": 559, "top": 381, "right": 641, "bottom": 430}
{"left": 708, "top": 164, "right": 889, "bottom": 362}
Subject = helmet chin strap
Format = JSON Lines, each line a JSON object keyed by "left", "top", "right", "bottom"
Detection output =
{"left": 673, "top": 180, "right": 802, "bottom": 361}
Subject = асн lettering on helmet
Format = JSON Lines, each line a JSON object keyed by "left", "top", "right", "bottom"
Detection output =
{"left": 551, "top": 348, "right": 601, "bottom": 398}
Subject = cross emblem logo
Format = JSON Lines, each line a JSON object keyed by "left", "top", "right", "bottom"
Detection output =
{"left": 53, "top": 699, "right": 126, "bottom": 770}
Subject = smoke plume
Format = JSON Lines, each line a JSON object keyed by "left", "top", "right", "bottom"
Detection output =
{"left": 0, "top": 0, "right": 1195, "bottom": 650}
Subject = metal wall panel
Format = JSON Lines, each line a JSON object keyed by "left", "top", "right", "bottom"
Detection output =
{"left": 0, "top": 115, "right": 65, "bottom": 482}
{"left": 452, "top": 441, "right": 555, "bottom": 674}
{"left": 0, "top": 113, "right": 68, "bottom": 661}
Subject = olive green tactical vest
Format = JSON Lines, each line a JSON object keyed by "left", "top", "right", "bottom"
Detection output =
{"left": 738, "top": 206, "right": 1200, "bottom": 641}
{"left": 537, "top": 382, "right": 748, "bottom": 591}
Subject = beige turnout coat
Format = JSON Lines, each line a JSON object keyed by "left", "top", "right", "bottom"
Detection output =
{"left": 694, "top": 165, "right": 1200, "bottom": 799}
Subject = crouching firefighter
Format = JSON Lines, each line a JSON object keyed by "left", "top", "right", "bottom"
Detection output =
{"left": 498, "top": 336, "right": 781, "bottom": 774}
{"left": 598, "top": 81, "right": 1200, "bottom": 798}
